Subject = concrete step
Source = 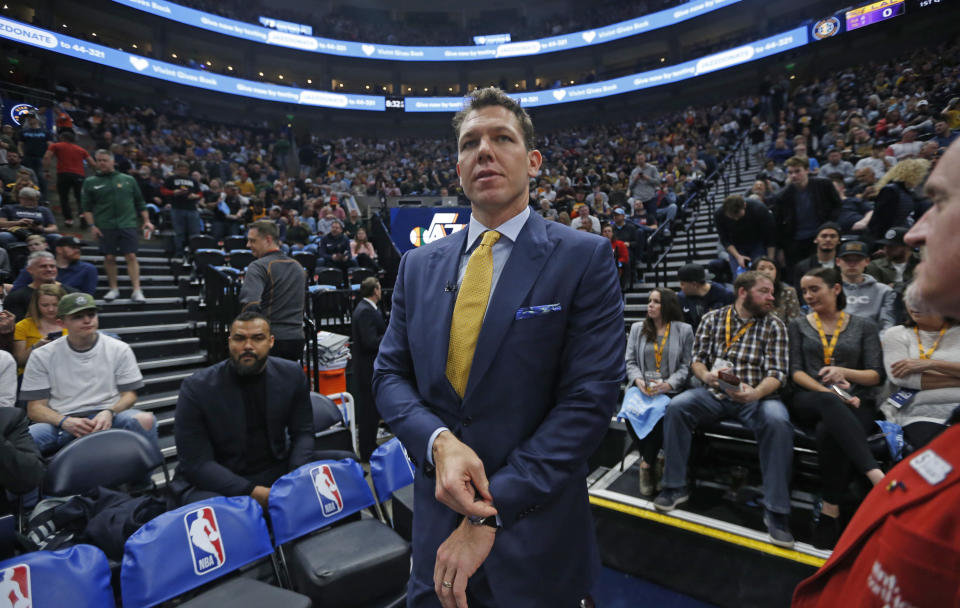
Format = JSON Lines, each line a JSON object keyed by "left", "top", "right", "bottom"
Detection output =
{"left": 140, "top": 369, "right": 196, "bottom": 396}
{"left": 96, "top": 297, "right": 185, "bottom": 312}
{"left": 109, "top": 321, "right": 203, "bottom": 343}
{"left": 138, "top": 352, "right": 208, "bottom": 371}
{"left": 96, "top": 275, "right": 177, "bottom": 285}
{"left": 129, "top": 336, "right": 202, "bottom": 360}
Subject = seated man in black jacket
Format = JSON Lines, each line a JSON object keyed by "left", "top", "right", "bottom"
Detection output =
{"left": 316, "top": 219, "right": 356, "bottom": 277}
{"left": 171, "top": 311, "right": 352, "bottom": 507}
{"left": 0, "top": 408, "right": 44, "bottom": 514}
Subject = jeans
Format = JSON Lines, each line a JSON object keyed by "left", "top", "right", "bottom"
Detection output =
{"left": 29, "top": 409, "right": 159, "bottom": 457}
{"left": 170, "top": 208, "right": 201, "bottom": 254}
{"left": 725, "top": 242, "right": 766, "bottom": 277}
{"left": 662, "top": 387, "right": 794, "bottom": 513}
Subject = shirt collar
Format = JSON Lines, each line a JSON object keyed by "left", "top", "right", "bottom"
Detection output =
{"left": 363, "top": 297, "right": 378, "bottom": 310}
{"left": 465, "top": 206, "right": 530, "bottom": 251}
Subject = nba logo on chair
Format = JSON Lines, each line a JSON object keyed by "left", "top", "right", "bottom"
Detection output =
{"left": 183, "top": 506, "right": 226, "bottom": 576}
{"left": 310, "top": 464, "right": 344, "bottom": 517}
{"left": 0, "top": 564, "right": 30, "bottom": 608}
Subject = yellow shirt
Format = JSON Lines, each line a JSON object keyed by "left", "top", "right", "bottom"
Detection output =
{"left": 14, "top": 317, "right": 67, "bottom": 373}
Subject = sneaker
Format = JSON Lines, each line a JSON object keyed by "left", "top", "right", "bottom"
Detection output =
{"left": 130, "top": 289, "right": 146, "bottom": 303}
{"left": 653, "top": 487, "right": 689, "bottom": 512}
{"left": 103, "top": 288, "right": 119, "bottom": 302}
{"left": 763, "top": 510, "right": 795, "bottom": 548}
{"left": 638, "top": 466, "right": 654, "bottom": 496}
{"left": 811, "top": 514, "right": 841, "bottom": 550}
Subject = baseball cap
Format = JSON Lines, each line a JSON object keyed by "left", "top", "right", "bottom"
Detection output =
{"left": 56, "top": 235, "right": 85, "bottom": 248}
{"left": 877, "top": 226, "right": 908, "bottom": 246}
{"left": 677, "top": 263, "right": 707, "bottom": 283}
{"left": 57, "top": 292, "right": 97, "bottom": 317}
{"left": 838, "top": 240, "right": 869, "bottom": 258}
{"left": 613, "top": 207, "right": 625, "bottom": 215}
{"left": 816, "top": 222, "right": 842, "bottom": 237}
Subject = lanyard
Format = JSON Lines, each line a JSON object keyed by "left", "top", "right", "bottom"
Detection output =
{"left": 654, "top": 323, "right": 671, "bottom": 372}
{"left": 725, "top": 307, "right": 754, "bottom": 354}
{"left": 915, "top": 325, "right": 948, "bottom": 360}
{"left": 814, "top": 311, "right": 846, "bottom": 365}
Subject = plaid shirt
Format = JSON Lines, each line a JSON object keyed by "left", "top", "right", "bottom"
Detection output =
{"left": 692, "top": 304, "right": 789, "bottom": 399}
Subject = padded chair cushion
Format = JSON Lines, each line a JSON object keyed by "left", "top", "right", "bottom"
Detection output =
{"left": 179, "top": 575, "right": 312, "bottom": 608}
{"left": 287, "top": 518, "right": 410, "bottom": 608}
{"left": 390, "top": 484, "right": 415, "bottom": 543}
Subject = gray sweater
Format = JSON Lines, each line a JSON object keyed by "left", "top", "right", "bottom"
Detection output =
{"left": 842, "top": 275, "right": 897, "bottom": 331}
{"left": 239, "top": 250, "right": 306, "bottom": 340}
{"left": 625, "top": 321, "right": 694, "bottom": 393}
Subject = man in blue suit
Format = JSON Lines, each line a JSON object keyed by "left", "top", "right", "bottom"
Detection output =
{"left": 374, "top": 88, "right": 624, "bottom": 608}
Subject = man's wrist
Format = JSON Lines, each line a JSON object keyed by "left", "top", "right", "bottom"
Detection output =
{"left": 102, "top": 409, "right": 116, "bottom": 418}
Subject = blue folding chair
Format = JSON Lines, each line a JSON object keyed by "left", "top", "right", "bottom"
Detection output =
{"left": 0, "top": 544, "right": 115, "bottom": 608}
{"left": 369, "top": 438, "right": 416, "bottom": 528}
{"left": 120, "top": 496, "right": 310, "bottom": 608}
{"left": 270, "top": 459, "right": 409, "bottom": 608}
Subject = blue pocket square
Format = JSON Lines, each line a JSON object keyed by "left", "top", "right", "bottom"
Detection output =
{"left": 515, "top": 303, "right": 562, "bottom": 320}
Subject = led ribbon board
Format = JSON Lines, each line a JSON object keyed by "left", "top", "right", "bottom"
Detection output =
{"left": 111, "top": 0, "right": 741, "bottom": 61}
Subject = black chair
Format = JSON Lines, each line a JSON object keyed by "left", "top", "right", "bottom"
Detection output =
{"left": 188, "top": 234, "right": 218, "bottom": 254}
{"left": 293, "top": 251, "right": 318, "bottom": 279}
{"left": 228, "top": 249, "right": 256, "bottom": 270}
{"left": 223, "top": 235, "right": 248, "bottom": 251}
{"left": 349, "top": 266, "right": 376, "bottom": 286}
{"left": 42, "top": 429, "right": 169, "bottom": 497}
{"left": 194, "top": 249, "right": 227, "bottom": 274}
{"left": 310, "top": 392, "right": 354, "bottom": 454}
{"left": 315, "top": 266, "right": 343, "bottom": 288}
{"left": 6, "top": 241, "right": 28, "bottom": 274}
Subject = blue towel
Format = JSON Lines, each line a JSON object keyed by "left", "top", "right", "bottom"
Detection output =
{"left": 616, "top": 386, "right": 670, "bottom": 439}
{"left": 875, "top": 420, "right": 904, "bottom": 462}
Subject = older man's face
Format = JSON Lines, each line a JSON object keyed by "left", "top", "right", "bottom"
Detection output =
{"left": 29, "top": 257, "right": 58, "bottom": 283}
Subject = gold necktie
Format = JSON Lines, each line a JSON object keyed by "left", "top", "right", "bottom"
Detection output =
{"left": 446, "top": 230, "right": 502, "bottom": 398}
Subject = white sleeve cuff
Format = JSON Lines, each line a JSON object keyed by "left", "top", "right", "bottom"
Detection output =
{"left": 426, "top": 427, "right": 449, "bottom": 466}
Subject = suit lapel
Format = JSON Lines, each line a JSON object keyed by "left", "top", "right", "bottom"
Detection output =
{"left": 424, "top": 228, "right": 469, "bottom": 401}
{"left": 464, "top": 213, "right": 553, "bottom": 401}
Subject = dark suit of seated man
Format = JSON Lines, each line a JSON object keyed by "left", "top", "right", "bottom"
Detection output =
{"left": 171, "top": 311, "right": 353, "bottom": 508}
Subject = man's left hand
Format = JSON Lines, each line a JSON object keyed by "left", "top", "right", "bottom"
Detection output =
{"left": 725, "top": 384, "right": 759, "bottom": 404}
{"left": 91, "top": 410, "right": 114, "bottom": 432}
{"left": 434, "top": 518, "right": 496, "bottom": 608}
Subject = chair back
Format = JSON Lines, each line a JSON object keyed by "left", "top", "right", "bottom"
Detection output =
{"left": 227, "top": 249, "right": 255, "bottom": 270}
{"left": 0, "top": 544, "right": 115, "bottom": 608}
{"left": 42, "top": 429, "right": 163, "bottom": 497}
{"left": 314, "top": 266, "right": 343, "bottom": 289}
{"left": 293, "top": 251, "right": 318, "bottom": 277}
{"left": 268, "top": 459, "right": 375, "bottom": 545}
{"left": 370, "top": 438, "right": 416, "bottom": 502}
{"left": 194, "top": 249, "right": 226, "bottom": 273}
{"left": 188, "top": 235, "right": 218, "bottom": 253}
{"left": 349, "top": 266, "right": 376, "bottom": 285}
{"left": 222, "top": 235, "right": 247, "bottom": 252}
{"left": 310, "top": 392, "right": 345, "bottom": 435}
{"left": 121, "top": 496, "right": 273, "bottom": 608}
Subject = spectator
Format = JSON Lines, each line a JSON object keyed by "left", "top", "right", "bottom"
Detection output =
{"left": 887, "top": 127, "right": 924, "bottom": 161}
{"left": 13, "top": 283, "right": 67, "bottom": 372}
{"left": 610, "top": 207, "right": 640, "bottom": 275}
{"left": 830, "top": 177, "right": 873, "bottom": 233}
{"left": 820, "top": 149, "right": 855, "bottom": 185}
{"left": 602, "top": 224, "right": 629, "bottom": 283}
{"left": 19, "top": 114, "right": 50, "bottom": 199}
{"left": 866, "top": 227, "right": 920, "bottom": 295}
{"left": 790, "top": 266, "right": 885, "bottom": 549}
{"left": 0, "top": 407, "right": 44, "bottom": 513}
{"left": 836, "top": 241, "right": 897, "bottom": 331}
{"left": 932, "top": 120, "right": 958, "bottom": 150}
{"left": 42, "top": 131, "right": 91, "bottom": 227}
{"left": 317, "top": 219, "right": 356, "bottom": 275}
{"left": 766, "top": 137, "right": 793, "bottom": 165}
{"left": 170, "top": 312, "right": 350, "bottom": 507}
{"left": 570, "top": 204, "right": 600, "bottom": 234}
{"left": 343, "top": 207, "right": 363, "bottom": 237}
{"left": 791, "top": 222, "right": 842, "bottom": 288}
{"left": 4, "top": 251, "right": 77, "bottom": 321}
{"left": 21, "top": 292, "right": 157, "bottom": 457}
{"left": 654, "top": 271, "right": 794, "bottom": 548}
{"left": 11, "top": 236, "right": 96, "bottom": 296}
{"left": 714, "top": 194, "right": 776, "bottom": 276}
{"left": 352, "top": 278, "right": 386, "bottom": 461}
{"left": 164, "top": 161, "right": 204, "bottom": 255}
{"left": 81, "top": 149, "right": 154, "bottom": 303}
{"left": 0, "top": 150, "right": 38, "bottom": 192}
{"left": 240, "top": 220, "right": 306, "bottom": 362}
{"left": 349, "top": 226, "right": 378, "bottom": 270}
{"left": 624, "top": 287, "right": 693, "bottom": 495}
{"left": 676, "top": 263, "right": 734, "bottom": 330}
{"left": 773, "top": 156, "right": 842, "bottom": 269}
{"left": 853, "top": 142, "right": 894, "bottom": 183}
{"left": 0, "top": 187, "right": 59, "bottom": 250}
{"left": 849, "top": 166, "right": 880, "bottom": 200}
{"left": 880, "top": 284, "right": 960, "bottom": 452}
{"left": 628, "top": 152, "right": 660, "bottom": 223}
{"left": 866, "top": 159, "right": 931, "bottom": 241}
{"left": 753, "top": 256, "right": 802, "bottom": 325}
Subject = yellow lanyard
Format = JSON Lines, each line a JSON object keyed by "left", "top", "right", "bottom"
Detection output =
{"left": 654, "top": 323, "right": 671, "bottom": 372}
{"left": 914, "top": 325, "right": 948, "bottom": 360}
{"left": 725, "top": 307, "right": 754, "bottom": 354}
{"left": 814, "top": 311, "right": 846, "bottom": 365}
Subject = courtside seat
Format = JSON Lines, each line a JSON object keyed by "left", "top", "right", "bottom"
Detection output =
{"left": 0, "top": 544, "right": 116, "bottom": 608}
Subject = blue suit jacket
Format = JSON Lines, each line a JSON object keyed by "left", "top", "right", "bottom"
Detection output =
{"left": 374, "top": 211, "right": 625, "bottom": 606}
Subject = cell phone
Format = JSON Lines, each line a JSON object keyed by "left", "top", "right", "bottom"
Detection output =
{"left": 46, "top": 331, "right": 61, "bottom": 341}
{"left": 831, "top": 384, "right": 854, "bottom": 402}
{"left": 717, "top": 370, "right": 742, "bottom": 392}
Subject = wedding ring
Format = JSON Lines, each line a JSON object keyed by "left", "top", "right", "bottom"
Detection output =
{"left": 442, "top": 581, "right": 453, "bottom": 588}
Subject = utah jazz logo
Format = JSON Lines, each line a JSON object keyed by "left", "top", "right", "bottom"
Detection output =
{"left": 310, "top": 464, "right": 344, "bottom": 517}
{"left": 183, "top": 506, "right": 226, "bottom": 576}
{"left": 0, "top": 564, "right": 30, "bottom": 608}
{"left": 409, "top": 212, "right": 467, "bottom": 248}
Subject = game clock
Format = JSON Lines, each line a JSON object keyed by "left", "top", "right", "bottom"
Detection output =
{"left": 385, "top": 96, "right": 405, "bottom": 111}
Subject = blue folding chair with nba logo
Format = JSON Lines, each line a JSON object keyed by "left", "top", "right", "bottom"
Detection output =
{"left": 369, "top": 437, "right": 417, "bottom": 539}
{"left": 120, "top": 496, "right": 310, "bottom": 608}
{"left": 269, "top": 458, "right": 410, "bottom": 608}
{"left": 0, "top": 544, "right": 115, "bottom": 608}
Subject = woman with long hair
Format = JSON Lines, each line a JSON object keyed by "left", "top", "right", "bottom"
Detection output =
{"left": 789, "top": 267, "right": 885, "bottom": 548}
{"left": 880, "top": 282, "right": 960, "bottom": 451}
{"left": 867, "top": 158, "right": 931, "bottom": 239}
{"left": 753, "top": 256, "right": 802, "bottom": 324}
{"left": 350, "top": 226, "right": 379, "bottom": 270}
{"left": 13, "top": 284, "right": 67, "bottom": 371}
{"left": 625, "top": 287, "right": 694, "bottom": 495}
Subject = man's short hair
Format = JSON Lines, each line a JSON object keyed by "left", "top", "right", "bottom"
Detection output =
{"left": 784, "top": 157, "right": 808, "bottom": 169}
{"left": 26, "top": 251, "right": 55, "bottom": 267}
{"left": 175, "top": 161, "right": 190, "bottom": 170}
{"left": 18, "top": 187, "right": 39, "bottom": 200}
{"left": 59, "top": 131, "right": 75, "bottom": 142}
{"left": 816, "top": 222, "right": 841, "bottom": 237}
{"left": 249, "top": 219, "right": 278, "bottom": 242}
{"left": 94, "top": 148, "right": 114, "bottom": 159}
{"left": 232, "top": 310, "right": 271, "bottom": 331}
{"left": 359, "top": 277, "right": 380, "bottom": 298}
{"left": 733, "top": 270, "right": 770, "bottom": 295}
{"left": 451, "top": 87, "right": 536, "bottom": 151}
{"left": 722, "top": 195, "right": 746, "bottom": 217}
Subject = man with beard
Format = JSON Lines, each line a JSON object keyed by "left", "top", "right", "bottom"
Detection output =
{"left": 791, "top": 222, "right": 841, "bottom": 289}
{"left": 654, "top": 271, "right": 794, "bottom": 548}
{"left": 171, "top": 312, "right": 341, "bottom": 507}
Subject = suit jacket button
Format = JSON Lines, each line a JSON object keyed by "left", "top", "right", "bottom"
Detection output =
{"left": 463, "top": 416, "right": 473, "bottom": 427}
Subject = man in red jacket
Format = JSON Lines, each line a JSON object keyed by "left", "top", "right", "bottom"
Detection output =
{"left": 793, "top": 140, "right": 960, "bottom": 607}
{"left": 43, "top": 131, "right": 91, "bottom": 227}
